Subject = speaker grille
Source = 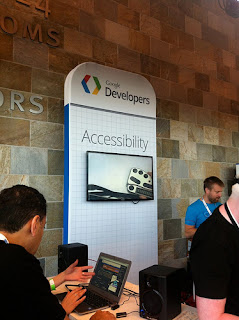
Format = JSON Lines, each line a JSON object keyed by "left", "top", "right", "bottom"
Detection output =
{"left": 142, "top": 290, "right": 163, "bottom": 318}
{"left": 139, "top": 265, "right": 182, "bottom": 320}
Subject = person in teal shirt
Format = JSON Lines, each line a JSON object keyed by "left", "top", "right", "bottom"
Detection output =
{"left": 185, "top": 176, "right": 224, "bottom": 238}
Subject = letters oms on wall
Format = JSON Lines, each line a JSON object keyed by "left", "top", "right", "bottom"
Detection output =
{"left": 64, "top": 62, "right": 157, "bottom": 284}
{"left": 0, "top": 0, "right": 60, "bottom": 47}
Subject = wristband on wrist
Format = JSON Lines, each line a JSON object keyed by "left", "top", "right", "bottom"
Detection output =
{"left": 49, "top": 278, "right": 56, "bottom": 291}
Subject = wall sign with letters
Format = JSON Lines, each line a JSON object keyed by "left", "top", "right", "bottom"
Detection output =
{"left": 16, "top": 0, "right": 51, "bottom": 18}
{"left": 0, "top": 0, "right": 60, "bottom": 47}
{"left": 0, "top": 90, "right": 44, "bottom": 114}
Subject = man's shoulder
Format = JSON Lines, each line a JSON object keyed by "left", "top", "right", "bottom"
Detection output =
{"left": 215, "top": 202, "right": 222, "bottom": 207}
{"left": 187, "top": 199, "right": 202, "bottom": 210}
{"left": 0, "top": 242, "right": 36, "bottom": 264}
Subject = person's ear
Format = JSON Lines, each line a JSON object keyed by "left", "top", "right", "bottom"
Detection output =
{"left": 30, "top": 215, "right": 40, "bottom": 237}
{"left": 205, "top": 187, "right": 210, "bottom": 194}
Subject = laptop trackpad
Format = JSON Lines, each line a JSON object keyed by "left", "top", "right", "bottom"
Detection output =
{"left": 75, "top": 301, "right": 96, "bottom": 313}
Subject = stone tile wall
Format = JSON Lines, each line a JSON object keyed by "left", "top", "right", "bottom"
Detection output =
{"left": 0, "top": 0, "right": 239, "bottom": 275}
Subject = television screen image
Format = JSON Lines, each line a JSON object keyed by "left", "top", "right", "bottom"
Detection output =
{"left": 87, "top": 151, "right": 154, "bottom": 201}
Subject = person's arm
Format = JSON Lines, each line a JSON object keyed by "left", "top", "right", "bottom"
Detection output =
{"left": 185, "top": 204, "right": 197, "bottom": 238}
{"left": 196, "top": 296, "right": 239, "bottom": 320}
{"left": 52, "top": 260, "right": 95, "bottom": 288}
{"left": 185, "top": 224, "right": 197, "bottom": 238}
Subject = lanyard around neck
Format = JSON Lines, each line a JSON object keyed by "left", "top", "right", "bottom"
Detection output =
{"left": 202, "top": 198, "right": 214, "bottom": 216}
{"left": 224, "top": 202, "right": 239, "bottom": 229}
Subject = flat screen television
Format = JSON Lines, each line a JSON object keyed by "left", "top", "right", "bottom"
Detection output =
{"left": 87, "top": 151, "right": 154, "bottom": 201}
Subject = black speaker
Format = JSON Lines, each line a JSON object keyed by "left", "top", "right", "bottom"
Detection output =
{"left": 58, "top": 243, "right": 88, "bottom": 273}
{"left": 139, "top": 265, "right": 182, "bottom": 320}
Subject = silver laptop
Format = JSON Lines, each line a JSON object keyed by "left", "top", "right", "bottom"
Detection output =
{"left": 56, "top": 252, "right": 131, "bottom": 315}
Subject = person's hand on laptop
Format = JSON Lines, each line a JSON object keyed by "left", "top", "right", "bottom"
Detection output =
{"left": 51, "top": 259, "right": 95, "bottom": 288}
{"left": 64, "top": 259, "right": 95, "bottom": 282}
{"left": 61, "top": 286, "right": 86, "bottom": 316}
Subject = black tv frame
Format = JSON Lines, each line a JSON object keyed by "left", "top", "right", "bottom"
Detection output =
{"left": 86, "top": 151, "right": 154, "bottom": 201}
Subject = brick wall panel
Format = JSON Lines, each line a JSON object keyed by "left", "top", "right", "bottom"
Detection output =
{"left": 141, "top": 54, "right": 160, "bottom": 77}
{"left": 0, "top": 118, "right": 30, "bottom": 146}
{"left": 170, "top": 83, "right": 187, "bottom": 103}
{"left": 129, "top": 30, "right": 150, "bottom": 55}
{"left": 193, "top": 3, "right": 208, "bottom": 24}
{"left": 150, "top": 76, "right": 170, "bottom": 99}
{"left": 49, "top": 1, "right": 80, "bottom": 29}
{"left": 235, "top": 56, "right": 239, "bottom": 70}
{"left": 64, "top": 28, "right": 92, "bottom": 56}
{"left": 218, "top": 96, "right": 232, "bottom": 114}
{"left": 179, "top": 103, "right": 196, "bottom": 123}
{"left": 203, "top": 92, "right": 218, "bottom": 110}
{"left": 195, "top": 72, "right": 210, "bottom": 92}
{"left": 185, "top": 15, "right": 202, "bottom": 39}
{"left": 178, "top": 30, "right": 194, "bottom": 51}
{"left": 80, "top": 11, "right": 105, "bottom": 38}
{"left": 79, "top": 0, "right": 94, "bottom": 14}
{"left": 157, "top": 99, "right": 179, "bottom": 120}
{"left": 160, "top": 61, "right": 179, "bottom": 83}
{"left": 178, "top": 0, "right": 193, "bottom": 18}
{"left": 93, "top": 38, "right": 117, "bottom": 65}
{"left": 114, "top": 0, "right": 128, "bottom": 5}
{"left": 218, "top": 113, "right": 238, "bottom": 131}
{"left": 202, "top": 24, "right": 228, "bottom": 51}
{"left": 48, "top": 98, "right": 64, "bottom": 124}
{"left": 150, "top": 38, "right": 170, "bottom": 61}
{"left": 105, "top": 20, "right": 129, "bottom": 47}
{"left": 150, "top": 0, "right": 168, "bottom": 22}
{"left": 160, "top": 23, "right": 178, "bottom": 46}
{"left": 0, "top": 61, "right": 31, "bottom": 92}
{"left": 223, "top": 50, "right": 236, "bottom": 69}
{"left": 117, "top": 4, "right": 139, "bottom": 30}
{"left": 140, "top": 14, "right": 161, "bottom": 39}
{"left": 231, "top": 100, "right": 239, "bottom": 116}
{"left": 187, "top": 88, "right": 203, "bottom": 107}
{"left": 14, "top": 38, "right": 48, "bottom": 69}
{"left": 178, "top": 67, "right": 195, "bottom": 87}
{"left": 195, "top": 38, "right": 223, "bottom": 64}
{"left": 95, "top": 0, "right": 118, "bottom": 22}
{"left": 129, "top": 0, "right": 150, "bottom": 15}
{"left": 0, "top": 88, "right": 11, "bottom": 117}
{"left": 202, "top": 59, "right": 217, "bottom": 78}
{"left": 219, "top": 129, "right": 232, "bottom": 147}
{"left": 230, "top": 68, "right": 239, "bottom": 87}
{"left": 31, "top": 122, "right": 63, "bottom": 149}
{"left": 168, "top": 7, "right": 185, "bottom": 31}
{"left": 217, "top": 64, "right": 230, "bottom": 82}
{"left": 0, "top": 32, "right": 13, "bottom": 61}
{"left": 117, "top": 46, "right": 140, "bottom": 73}
{"left": 49, "top": 48, "right": 79, "bottom": 74}
{"left": 170, "top": 46, "right": 203, "bottom": 72}
{"left": 32, "top": 69, "right": 64, "bottom": 99}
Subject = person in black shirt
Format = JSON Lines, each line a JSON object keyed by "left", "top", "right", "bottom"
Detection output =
{"left": 190, "top": 183, "right": 239, "bottom": 319}
{"left": 0, "top": 185, "right": 94, "bottom": 320}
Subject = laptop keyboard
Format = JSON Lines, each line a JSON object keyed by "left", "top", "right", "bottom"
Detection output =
{"left": 85, "top": 290, "right": 109, "bottom": 308}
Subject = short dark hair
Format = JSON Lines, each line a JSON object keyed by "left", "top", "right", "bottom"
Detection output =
{"left": 203, "top": 176, "right": 224, "bottom": 192}
{"left": 0, "top": 185, "right": 46, "bottom": 233}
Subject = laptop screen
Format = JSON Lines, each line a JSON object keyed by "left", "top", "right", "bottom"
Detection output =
{"left": 89, "top": 252, "right": 131, "bottom": 302}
